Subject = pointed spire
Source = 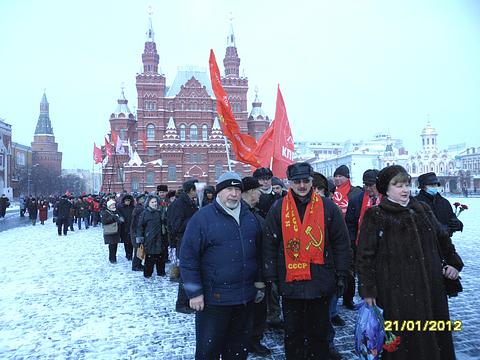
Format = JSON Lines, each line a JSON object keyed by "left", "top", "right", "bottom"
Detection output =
{"left": 146, "top": 5, "right": 155, "bottom": 42}
{"left": 212, "top": 116, "right": 221, "bottom": 130}
{"left": 35, "top": 90, "right": 54, "bottom": 135}
{"left": 167, "top": 116, "right": 176, "bottom": 129}
{"left": 249, "top": 86, "right": 267, "bottom": 120}
{"left": 112, "top": 85, "right": 132, "bottom": 117}
{"left": 223, "top": 14, "right": 240, "bottom": 78}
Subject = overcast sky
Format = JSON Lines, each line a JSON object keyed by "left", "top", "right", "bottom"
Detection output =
{"left": 1, "top": 0, "right": 479, "bottom": 170}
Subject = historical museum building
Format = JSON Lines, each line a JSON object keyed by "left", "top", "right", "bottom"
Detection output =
{"left": 102, "top": 18, "right": 269, "bottom": 193}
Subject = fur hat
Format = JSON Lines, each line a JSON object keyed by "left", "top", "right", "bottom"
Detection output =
{"left": 242, "top": 176, "right": 261, "bottom": 192}
{"left": 334, "top": 165, "right": 350, "bottom": 178}
{"left": 216, "top": 172, "right": 243, "bottom": 193}
{"left": 376, "top": 165, "right": 409, "bottom": 195}
{"left": 157, "top": 184, "right": 168, "bottom": 192}
{"left": 418, "top": 172, "right": 440, "bottom": 188}
{"left": 362, "top": 169, "right": 380, "bottom": 185}
{"left": 253, "top": 167, "right": 273, "bottom": 179}
{"left": 106, "top": 199, "right": 116, "bottom": 209}
{"left": 286, "top": 162, "right": 313, "bottom": 181}
{"left": 312, "top": 172, "right": 328, "bottom": 191}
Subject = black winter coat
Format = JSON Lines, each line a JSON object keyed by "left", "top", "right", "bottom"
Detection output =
{"left": 101, "top": 209, "right": 121, "bottom": 245}
{"left": 137, "top": 207, "right": 168, "bottom": 255}
{"left": 256, "top": 189, "right": 281, "bottom": 218}
{"left": 356, "top": 197, "right": 463, "bottom": 360}
{"left": 54, "top": 198, "right": 72, "bottom": 220}
{"left": 130, "top": 204, "right": 144, "bottom": 246}
{"left": 263, "top": 190, "right": 350, "bottom": 299}
{"left": 415, "top": 190, "right": 463, "bottom": 236}
{"left": 167, "top": 193, "right": 198, "bottom": 248}
{"left": 117, "top": 202, "right": 134, "bottom": 242}
{"left": 344, "top": 190, "right": 365, "bottom": 243}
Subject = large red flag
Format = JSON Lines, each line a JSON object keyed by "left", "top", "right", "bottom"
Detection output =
{"left": 271, "top": 85, "right": 294, "bottom": 176}
{"left": 104, "top": 136, "right": 113, "bottom": 157}
{"left": 253, "top": 85, "right": 294, "bottom": 177}
{"left": 93, "top": 142, "right": 103, "bottom": 164}
{"left": 209, "top": 50, "right": 260, "bottom": 167}
{"left": 140, "top": 132, "right": 147, "bottom": 151}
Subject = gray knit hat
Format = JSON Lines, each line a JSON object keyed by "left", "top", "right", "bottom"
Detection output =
{"left": 216, "top": 172, "right": 243, "bottom": 193}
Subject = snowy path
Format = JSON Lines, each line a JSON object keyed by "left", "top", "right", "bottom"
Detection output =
{"left": 0, "top": 197, "right": 478, "bottom": 359}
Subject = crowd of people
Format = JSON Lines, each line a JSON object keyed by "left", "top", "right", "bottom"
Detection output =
{"left": 2, "top": 162, "right": 465, "bottom": 360}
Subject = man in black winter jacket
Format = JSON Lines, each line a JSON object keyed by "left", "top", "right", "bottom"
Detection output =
{"left": 415, "top": 172, "right": 463, "bottom": 237}
{"left": 130, "top": 194, "right": 146, "bottom": 271}
{"left": 53, "top": 195, "right": 73, "bottom": 236}
{"left": 118, "top": 194, "right": 135, "bottom": 260}
{"left": 167, "top": 179, "right": 199, "bottom": 314}
{"left": 263, "top": 162, "right": 350, "bottom": 360}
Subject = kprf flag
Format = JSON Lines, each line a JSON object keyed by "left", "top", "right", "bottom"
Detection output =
{"left": 209, "top": 50, "right": 260, "bottom": 167}
{"left": 111, "top": 128, "right": 118, "bottom": 147}
{"left": 104, "top": 136, "right": 113, "bottom": 157}
{"left": 253, "top": 85, "right": 294, "bottom": 177}
{"left": 93, "top": 142, "right": 103, "bottom": 164}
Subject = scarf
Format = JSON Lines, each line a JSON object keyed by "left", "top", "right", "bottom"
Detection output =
{"left": 215, "top": 197, "right": 241, "bottom": 224}
{"left": 333, "top": 180, "right": 351, "bottom": 216}
{"left": 281, "top": 190, "right": 325, "bottom": 282}
{"left": 260, "top": 186, "right": 273, "bottom": 195}
{"left": 356, "top": 192, "right": 382, "bottom": 245}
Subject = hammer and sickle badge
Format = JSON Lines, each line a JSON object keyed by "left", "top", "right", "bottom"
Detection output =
{"left": 286, "top": 238, "right": 301, "bottom": 260}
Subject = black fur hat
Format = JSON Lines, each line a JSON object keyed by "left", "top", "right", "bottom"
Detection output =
{"left": 376, "top": 165, "right": 409, "bottom": 195}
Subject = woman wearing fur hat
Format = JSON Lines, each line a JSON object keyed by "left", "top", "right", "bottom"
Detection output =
{"left": 356, "top": 165, "right": 463, "bottom": 359}
{"left": 136, "top": 195, "right": 168, "bottom": 278}
{"left": 101, "top": 199, "right": 123, "bottom": 263}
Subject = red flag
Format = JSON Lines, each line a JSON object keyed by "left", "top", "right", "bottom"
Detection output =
{"left": 271, "top": 85, "right": 294, "bottom": 177}
{"left": 104, "top": 136, "right": 112, "bottom": 157}
{"left": 93, "top": 142, "right": 102, "bottom": 164}
{"left": 209, "top": 50, "right": 260, "bottom": 167}
{"left": 111, "top": 128, "right": 118, "bottom": 147}
{"left": 253, "top": 85, "right": 294, "bottom": 177}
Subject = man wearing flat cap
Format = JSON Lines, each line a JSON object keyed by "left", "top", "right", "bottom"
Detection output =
{"left": 415, "top": 172, "right": 463, "bottom": 237}
{"left": 180, "top": 172, "right": 263, "bottom": 359}
{"left": 168, "top": 179, "right": 199, "bottom": 314}
{"left": 263, "top": 162, "right": 350, "bottom": 359}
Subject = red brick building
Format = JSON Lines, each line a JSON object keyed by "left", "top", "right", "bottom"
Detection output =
{"left": 102, "top": 19, "right": 269, "bottom": 193}
{"left": 31, "top": 92, "right": 62, "bottom": 177}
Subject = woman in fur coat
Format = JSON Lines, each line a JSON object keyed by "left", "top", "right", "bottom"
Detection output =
{"left": 356, "top": 165, "right": 463, "bottom": 360}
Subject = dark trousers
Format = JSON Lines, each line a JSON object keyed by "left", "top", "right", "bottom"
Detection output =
{"left": 144, "top": 254, "right": 165, "bottom": 277}
{"left": 343, "top": 242, "right": 357, "bottom": 304}
{"left": 250, "top": 296, "right": 267, "bottom": 343}
{"left": 266, "top": 282, "right": 282, "bottom": 323}
{"left": 195, "top": 302, "right": 254, "bottom": 360}
{"left": 108, "top": 244, "right": 118, "bottom": 262}
{"left": 176, "top": 238, "right": 190, "bottom": 308}
{"left": 57, "top": 218, "right": 69, "bottom": 235}
{"left": 121, "top": 234, "right": 133, "bottom": 260}
{"left": 282, "top": 297, "right": 330, "bottom": 360}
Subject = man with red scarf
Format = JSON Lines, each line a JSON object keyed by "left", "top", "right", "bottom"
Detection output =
{"left": 344, "top": 169, "right": 381, "bottom": 310}
{"left": 263, "top": 162, "right": 350, "bottom": 360}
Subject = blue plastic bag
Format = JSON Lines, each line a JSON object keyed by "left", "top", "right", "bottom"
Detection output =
{"left": 354, "top": 301, "right": 385, "bottom": 360}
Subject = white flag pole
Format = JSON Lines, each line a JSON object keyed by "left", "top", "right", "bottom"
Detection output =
{"left": 224, "top": 136, "right": 232, "bottom": 172}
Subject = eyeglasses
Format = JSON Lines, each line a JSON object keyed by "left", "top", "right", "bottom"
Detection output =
{"left": 292, "top": 179, "right": 312, "bottom": 185}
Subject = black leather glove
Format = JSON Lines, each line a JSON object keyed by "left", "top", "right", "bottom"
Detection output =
{"left": 448, "top": 218, "right": 463, "bottom": 233}
{"left": 336, "top": 276, "right": 346, "bottom": 298}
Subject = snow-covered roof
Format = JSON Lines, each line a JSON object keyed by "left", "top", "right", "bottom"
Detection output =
{"left": 165, "top": 68, "right": 214, "bottom": 98}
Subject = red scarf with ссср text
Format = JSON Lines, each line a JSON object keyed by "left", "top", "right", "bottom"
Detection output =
{"left": 281, "top": 190, "right": 325, "bottom": 282}
{"left": 356, "top": 192, "right": 382, "bottom": 245}
{"left": 333, "top": 180, "right": 351, "bottom": 216}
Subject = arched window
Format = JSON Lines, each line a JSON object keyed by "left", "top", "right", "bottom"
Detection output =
{"left": 190, "top": 124, "right": 198, "bottom": 141}
{"left": 215, "top": 162, "right": 223, "bottom": 180}
{"left": 131, "top": 177, "right": 139, "bottom": 192}
{"left": 146, "top": 124, "right": 155, "bottom": 140}
{"left": 146, "top": 171, "right": 155, "bottom": 186}
{"left": 202, "top": 125, "right": 208, "bottom": 141}
{"left": 180, "top": 124, "right": 186, "bottom": 141}
{"left": 168, "top": 164, "right": 176, "bottom": 181}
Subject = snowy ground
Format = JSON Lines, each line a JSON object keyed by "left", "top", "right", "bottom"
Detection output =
{"left": 0, "top": 198, "right": 478, "bottom": 359}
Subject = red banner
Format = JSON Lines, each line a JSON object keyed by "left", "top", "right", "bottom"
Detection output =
{"left": 104, "top": 136, "right": 113, "bottom": 157}
{"left": 111, "top": 128, "right": 118, "bottom": 147}
{"left": 253, "top": 85, "right": 294, "bottom": 178}
{"left": 209, "top": 50, "right": 260, "bottom": 167}
{"left": 93, "top": 142, "right": 102, "bottom": 164}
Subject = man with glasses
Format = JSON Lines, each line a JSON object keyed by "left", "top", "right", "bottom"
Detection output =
{"left": 344, "top": 169, "right": 381, "bottom": 310}
{"left": 263, "top": 162, "right": 350, "bottom": 359}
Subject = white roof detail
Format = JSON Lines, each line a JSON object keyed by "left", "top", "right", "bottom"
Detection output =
{"left": 165, "top": 68, "right": 214, "bottom": 98}
{"left": 167, "top": 116, "right": 176, "bottom": 129}
{"left": 212, "top": 116, "right": 221, "bottom": 130}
